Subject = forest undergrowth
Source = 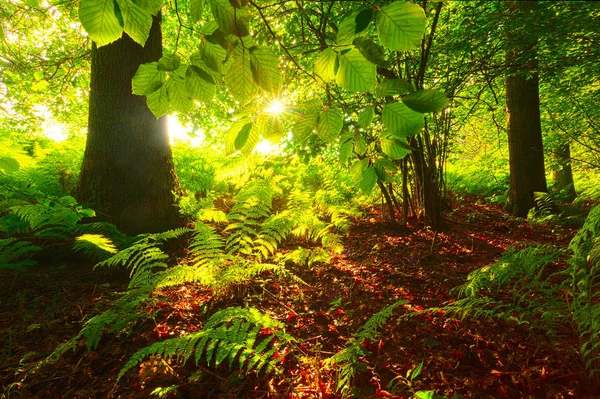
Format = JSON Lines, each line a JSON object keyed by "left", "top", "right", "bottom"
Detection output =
{"left": 1, "top": 193, "right": 595, "bottom": 399}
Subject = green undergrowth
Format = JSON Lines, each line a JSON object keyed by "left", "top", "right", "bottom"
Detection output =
{"left": 446, "top": 204, "right": 600, "bottom": 379}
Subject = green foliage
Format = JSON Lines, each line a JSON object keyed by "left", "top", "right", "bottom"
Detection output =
{"left": 73, "top": 234, "right": 118, "bottom": 261}
{"left": 95, "top": 228, "right": 190, "bottom": 289}
{"left": 568, "top": 206, "right": 600, "bottom": 374}
{"left": 325, "top": 301, "right": 404, "bottom": 396}
{"left": 119, "top": 307, "right": 294, "bottom": 380}
{"left": 449, "top": 205, "right": 600, "bottom": 377}
{"left": 0, "top": 238, "right": 40, "bottom": 270}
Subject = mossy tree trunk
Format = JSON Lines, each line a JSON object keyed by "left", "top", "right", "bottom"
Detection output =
{"left": 75, "top": 15, "right": 183, "bottom": 235}
{"left": 504, "top": 0, "right": 547, "bottom": 218}
{"left": 551, "top": 142, "right": 577, "bottom": 201}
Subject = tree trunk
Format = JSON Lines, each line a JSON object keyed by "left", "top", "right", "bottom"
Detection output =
{"left": 504, "top": 1, "right": 547, "bottom": 217}
{"left": 551, "top": 142, "right": 577, "bottom": 201}
{"left": 74, "top": 15, "right": 183, "bottom": 235}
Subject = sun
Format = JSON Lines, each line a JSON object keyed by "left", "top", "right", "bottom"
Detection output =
{"left": 264, "top": 99, "right": 285, "bottom": 115}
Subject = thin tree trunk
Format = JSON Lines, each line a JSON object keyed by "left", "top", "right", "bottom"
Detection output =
{"left": 377, "top": 180, "right": 397, "bottom": 226}
{"left": 552, "top": 142, "right": 577, "bottom": 201}
{"left": 75, "top": 15, "right": 183, "bottom": 235}
{"left": 504, "top": 0, "right": 547, "bottom": 217}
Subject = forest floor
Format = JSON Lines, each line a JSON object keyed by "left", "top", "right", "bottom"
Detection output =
{"left": 0, "top": 194, "right": 597, "bottom": 399}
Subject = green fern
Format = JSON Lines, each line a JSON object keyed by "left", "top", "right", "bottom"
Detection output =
{"left": 95, "top": 228, "right": 190, "bottom": 289}
{"left": 456, "top": 246, "right": 560, "bottom": 298}
{"left": 189, "top": 223, "right": 225, "bottom": 267}
{"left": 118, "top": 307, "right": 294, "bottom": 380}
{"left": 567, "top": 205, "right": 600, "bottom": 376}
{"left": 0, "top": 238, "right": 40, "bottom": 270}
{"left": 225, "top": 181, "right": 279, "bottom": 260}
{"left": 73, "top": 234, "right": 118, "bottom": 261}
{"left": 325, "top": 301, "right": 405, "bottom": 396}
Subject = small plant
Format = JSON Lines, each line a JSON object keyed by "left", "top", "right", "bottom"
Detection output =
{"left": 325, "top": 300, "right": 405, "bottom": 397}
{"left": 119, "top": 307, "right": 294, "bottom": 379}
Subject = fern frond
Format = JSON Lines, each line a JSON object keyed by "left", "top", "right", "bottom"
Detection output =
{"left": 325, "top": 301, "right": 404, "bottom": 396}
{"left": 73, "top": 234, "right": 118, "bottom": 261}
{"left": 189, "top": 223, "right": 225, "bottom": 267}
{"left": 95, "top": 237, "right": 168, "bottom": 289}
{"left": 568, "top": 206, "right": 600, "bottom": 376}
{"left": 152, "top": 263, "right": 220, "bottom": 289}
{"left": 456, "top": 246, "right": 560, "bottom": 298}
{"left": 119, "top": 307, "right": 294, "bottom": 380}
{"left": 0, "top": 238, "right": 40, "bottom": 270}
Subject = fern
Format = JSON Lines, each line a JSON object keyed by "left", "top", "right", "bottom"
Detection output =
{"left": 225, "top": 180, "right": 279, "bottom": 260}
{"left": 0, "top": 238, "right": 40, "bottom": 270}
{"left": 567, "top": 205, "right": 600, "bottom": 376}
{"left": 73, "top": 234, "right": 118, "bottom": 261}
{"left": 448, "top": 205, "right": 600, "bottom": 378}
{"left": 118, "top": 307, "right": 294, "bottom": 380}
{"left": 188, "top": 223, "right": 225, "bottom": 267}
{"left": 456, "top": 246, "right": 560, "bottom": 298}
{"left": 325, "top": 301, "right": 405, "bottom": 396}
{"left": 95, "top": 228, "right": 190, "bottom": 289}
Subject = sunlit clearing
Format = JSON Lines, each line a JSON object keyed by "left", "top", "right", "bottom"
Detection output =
{"left": 43, "top": 120, "right": 68, "bottom": 143}
{"left": 168, "top": 115, "right": 204, "bottom": 147}
{"left": 254, "top": 140, "right": 281, "bottom": 155}
{"left": 265, "top": 99, "right": 285, "bottom": 115}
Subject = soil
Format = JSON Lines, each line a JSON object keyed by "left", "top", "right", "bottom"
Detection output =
{"left": 1, "top": 194, "right": 597, "bottom": 398}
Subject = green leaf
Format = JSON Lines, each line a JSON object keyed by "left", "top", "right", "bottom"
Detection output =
{"left": 359, "top": 167, "right": 378, "bottom": 195}
{"left": 415, "top": 391, "right": 434, "bottom": 399}
{"left": 115, "top": 0, "right": 152, "bottom": 46}
{"left": 354, "top": 134, "right": 367, "bottom": 155}
{"left": 135, "top": 0, "right": 161, "bottom": 14}
{"left": 293, "top": 110, "right": 319, "bottom": 140}
{"left": 234, "top": 123, "right": 252, "bottom": 150}
{"left": 0, "top": 156, "right": 20, "bottom": 173}
{"left": 200, "top": 41, "right": 227, "bottom": 74}
{"left": 314, "top": 48, "right": 338, "bottom": 82}
{"left": 256, "top": 114, "right": 283, "bottom": 141}
{"left": 402, "top": 89, "right": 450, "bottom": 113}
{"left": 383, "top": 102, "right": 424, "bottom": 137}
{"left": 336, "top": 48, "right": 376, "bottom": 93}
{"left": 250, "top": 46, "right": 281, "bottom": 93}
{"left": 146, "top": 83, "right": 171, "bottom": 117}
{"left": 353, "top": 37, "right": 388, "bottom": 67}
{"left": 166, "top": 74, "right": 193, "bottom": 113}
{"left": 132, "top": 62, "right": 165, "bottom": 95}
{"left": 316, "top": 108, "right": 343, "bottom": 143}
{"left": 185, "top": 65, "right": 216, "bottom": 103}
{"left": 158, "top": 54, "right": 181, "bottom": 71}
{"left": 410, "top": 361, "right": 424, "bottom": 381}
{"left": 226, "top": 50, "right": 257, "bottom": 105}
{"left": 229, "top": 0, "right": 249, "bottom": 8}
{"left": 375, "top": 78, "right": 413, "bottom": 97}
{"left": 339, "top": 137, "right": 354, "bottom": 163}
{"left": 355, "top": 8, "right": 374, "bottom": 34}
{"left": 79, "top": 0, "right": 123, "bottom": 47}
{"left": 225, "top": 118, "right": 253, "bottom": 153}
{"left": 357, "top": 106, "right": 374, "bottom": 129}
{"left": 210, "top": 0, "right": 250, "bottom": 37}
{"left": 351, "top": 158, "right": 369, "bottom": 182}
{"left": 376, "top": 1, "right": 426, "bottom": 51}
{"left": 337, "top": 11, "right": 360, "bottom": 46}
{"left": 189, "top": 0, "right": 205, "bottom": 22}
{"left": 381, "top": 136, "right": 410, "bottom": 160}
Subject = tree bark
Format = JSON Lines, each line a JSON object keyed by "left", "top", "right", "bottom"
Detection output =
{"left": 74, "top": 15, "right": 183, "bottom": 235}
{"left": 504, "top": 1, "right": 547, "bottom": 217}
{"left": 551, "top": 142, "right": 577, "bottom": 201}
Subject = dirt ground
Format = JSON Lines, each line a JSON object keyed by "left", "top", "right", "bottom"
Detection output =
{"left": 1, "top": 194, "right": 597, "bottom": 398}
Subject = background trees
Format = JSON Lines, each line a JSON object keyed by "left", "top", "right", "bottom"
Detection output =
{"left": 1, "top": 0, "right": 599, "bottom": 232}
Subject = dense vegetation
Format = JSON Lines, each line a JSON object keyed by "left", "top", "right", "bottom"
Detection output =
{"left": 1, "top": 0, "right": 599, "bottom": 397}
